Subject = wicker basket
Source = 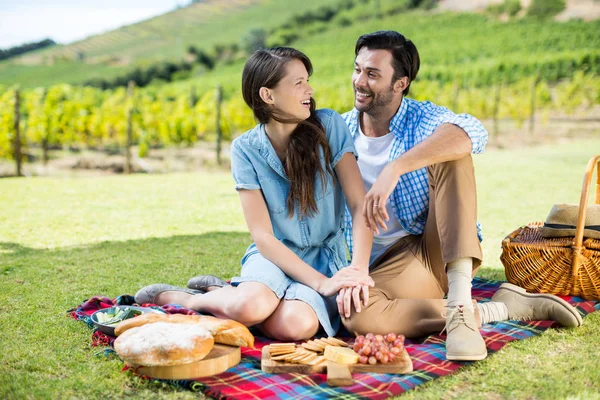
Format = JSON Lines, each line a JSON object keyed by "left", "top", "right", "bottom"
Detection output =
{"left": 500, "top": 155, "right": 600, "bottom": 300}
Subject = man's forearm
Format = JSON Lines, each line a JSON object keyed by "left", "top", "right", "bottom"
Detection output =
{"left": 390, "top": 123, "right": 471, "bottom": 177}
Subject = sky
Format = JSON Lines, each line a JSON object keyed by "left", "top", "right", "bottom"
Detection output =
{"left": 0, "top": 0, "right": 187, "bottom": 48}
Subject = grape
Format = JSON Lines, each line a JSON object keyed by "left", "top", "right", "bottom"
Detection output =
{"left": 362, "top": 345, "right": 371, "bottom": 356}
{"left": 352, "top": 332, "right": 406, "bottom": 365}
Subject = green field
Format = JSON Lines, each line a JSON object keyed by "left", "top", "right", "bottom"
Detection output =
{"left": 1, "top": 138, "right": 599, "bottom": 399}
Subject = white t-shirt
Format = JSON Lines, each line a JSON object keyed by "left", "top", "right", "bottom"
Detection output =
{"left": 355, "top": 124, "right": 409, "bottom": 265}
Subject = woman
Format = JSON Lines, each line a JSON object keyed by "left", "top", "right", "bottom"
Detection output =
{"left": 136, "top": 47, "right": 373, "bottom": 341}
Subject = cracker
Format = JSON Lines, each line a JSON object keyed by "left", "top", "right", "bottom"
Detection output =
{"left": 308, "top": 355, "right": 326, "bottom": 366}
{"left": 301, "top": 342, "right": 324, "bottom": 352}
{"left": 270, "top": 343, "right": 296, "bottom": 348}
{"left": 297, "top": 352, "right": 317, "bottom": 364}
{"left": 325, "top": 337, "right": 349, "bottom": 347}
{"left": 311, "top": 339, "right": 328, "bottom": 351}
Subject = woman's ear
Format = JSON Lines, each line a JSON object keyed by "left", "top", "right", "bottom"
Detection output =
{"left": 259, "top": 87, "right": 275, "bottom": 105}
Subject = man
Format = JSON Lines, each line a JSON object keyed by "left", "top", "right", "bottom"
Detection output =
{"left": 335, "top": 30, "right": 582, "bottom": 361}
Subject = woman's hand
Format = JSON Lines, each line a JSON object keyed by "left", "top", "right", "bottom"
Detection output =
{"left": 317, "top": 266, "right": 373, "bottom": 297}
{"left": 336, "top": 284, "right": 370, "bottom": 319}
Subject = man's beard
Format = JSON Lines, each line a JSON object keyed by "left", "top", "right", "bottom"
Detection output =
{"left": 354, "top": 83, "right": 395, "bottom": 115}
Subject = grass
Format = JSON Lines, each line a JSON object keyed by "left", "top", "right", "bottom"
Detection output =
{"left": 1, "top": 138, "right": 600, "bottom": 399}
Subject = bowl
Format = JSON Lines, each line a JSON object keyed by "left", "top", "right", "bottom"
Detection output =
{"left": 91, "top": 306, "right": 166, "bottom": 336}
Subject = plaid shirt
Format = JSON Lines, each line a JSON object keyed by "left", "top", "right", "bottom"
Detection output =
{"left": 342, "top": 98, "right": 488, "bottom": 256}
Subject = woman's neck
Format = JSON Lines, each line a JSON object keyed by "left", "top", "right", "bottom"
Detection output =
{"left": 265, "top": 120, "right": 297, "bottom": 160}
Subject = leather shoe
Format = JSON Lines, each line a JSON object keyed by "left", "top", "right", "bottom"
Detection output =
{"left": 445, "top": 305, "right": 488, "bottom": 361}
{"left": 187, "top": 274, "right": 229, "bottom": 291}
{"left": 491, "top": 283, "right": 582, "bottom": 327}
{"left": 135, "top": 284, "right": 201, "bottom": 305}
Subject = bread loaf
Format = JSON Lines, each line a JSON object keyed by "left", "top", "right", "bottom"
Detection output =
{"left": 114, "top": 313, "right": 255, "bottom": 348}
{"left": 114, "top": 322, "right": 214, "bottom": 366}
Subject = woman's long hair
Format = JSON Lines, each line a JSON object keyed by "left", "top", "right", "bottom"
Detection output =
{"left": 242, "top": 47, "right": 333, "bottom": 218}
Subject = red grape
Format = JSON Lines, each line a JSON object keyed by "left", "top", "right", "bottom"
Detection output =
{"left": 352, "top": 332, "right": 406, "bottom": 366}
{"left": 362, "top": 345, "right": 371, "bottom": 356}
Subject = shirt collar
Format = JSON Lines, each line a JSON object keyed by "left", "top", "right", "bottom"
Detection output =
{"left": 250, "top": 123, "right": 288, "bottom": 180}
{"left": 348, "top": 97, "right": 409, "bottom": 139}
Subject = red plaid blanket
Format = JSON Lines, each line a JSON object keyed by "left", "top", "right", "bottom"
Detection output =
{"left": 69, "top": 278, "right": 599, "bottom": 399}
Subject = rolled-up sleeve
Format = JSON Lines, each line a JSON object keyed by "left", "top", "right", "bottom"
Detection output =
{"left": 420, "top": 102, "right": 488, "bottom": 154}
{"left": 230, "top": 141, "right": 260, "bottom": 191}
{"left": 440, "top": 113, "right": 488, "bottom": 154}
{"left": 322, "top": 109, "right": 358, "bottom": 167}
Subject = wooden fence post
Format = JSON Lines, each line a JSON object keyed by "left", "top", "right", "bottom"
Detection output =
{"left": 189, "top": 85, "right": 197, "bottom": 108}
{"left": 215, "top": 85, "right": 223, "bottom": 166}
{"left": 13, "top": 89, "right": 22, "bottom": 177}
{"left": 451, "top": 81, "right": 460, "bottom": 113}
{"left": 125, "top": 80, "right": 135, "bottom": 174}
{"left": 528, "top": 75, "right": 538, "bottom": 136}
{"left": 493, "top": 83, "right": 501, "bottom": 139}
{"left": 40, "top": 89, "right": 50, "bottom": 165}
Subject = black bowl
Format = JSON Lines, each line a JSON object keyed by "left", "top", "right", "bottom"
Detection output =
{"left": 91, "top": 306, "right": 166, "bottom": 336}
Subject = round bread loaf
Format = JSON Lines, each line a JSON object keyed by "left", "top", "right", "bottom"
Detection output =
{"left": 114, "top": 313, "right": 255, "bottom": 348}
{"left": 114, "top": 322, "right": 214, "bottom": 366}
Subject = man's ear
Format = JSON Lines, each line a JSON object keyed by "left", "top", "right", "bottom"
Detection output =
{"left": 394, "top": 77, "right": 409, "bottom": 93}
{"left": 259, "top": 87, "right": 275, "bottom": 105}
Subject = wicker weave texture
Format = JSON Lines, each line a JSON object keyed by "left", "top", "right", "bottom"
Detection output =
{"left": 501, "top": 223, "right": 600, "bottom": 300}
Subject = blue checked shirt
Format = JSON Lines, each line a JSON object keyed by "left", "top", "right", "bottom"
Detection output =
{"left": 342, "top": 98, "right": 488, "bottom": 256}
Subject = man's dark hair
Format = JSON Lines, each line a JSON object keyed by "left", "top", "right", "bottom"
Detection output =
{"left": 355, "top": 30, "right": 420, "bottom": 96}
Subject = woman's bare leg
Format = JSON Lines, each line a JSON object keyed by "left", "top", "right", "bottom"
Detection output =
{"left": 155, "top": 282, "right": 280, "bottom": 326}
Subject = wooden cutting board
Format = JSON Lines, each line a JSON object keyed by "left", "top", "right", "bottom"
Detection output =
{"left": 261, "top": 345, "right": 413, "bottom": 375}
{"left": 133, "top": 344, "right": 241, "bottom": 379}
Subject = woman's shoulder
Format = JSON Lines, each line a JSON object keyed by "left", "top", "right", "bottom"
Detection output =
{"left": 231, "top": 124, "right": 262, "bottom": 152}
{"left": 315, "top": 108, "right": 341, "bottom": 124}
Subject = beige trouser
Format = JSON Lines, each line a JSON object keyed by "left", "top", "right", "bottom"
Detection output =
{"left": 342, "top": 155, "right": 483, "bottom": 338}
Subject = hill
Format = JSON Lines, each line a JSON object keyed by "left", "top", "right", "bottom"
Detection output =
{"left": 3, "top": 0, "right": 343, "bottom": 88}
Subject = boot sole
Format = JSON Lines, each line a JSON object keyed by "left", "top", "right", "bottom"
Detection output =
{"left": 447, "top": 351, "right": 488, "bottom": 361}
{"left": 496, "top": 283, "right": 583, "bottom": 327}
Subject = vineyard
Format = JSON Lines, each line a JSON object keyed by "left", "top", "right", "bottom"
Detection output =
{"left": 2, "top": 5, "right": 599, "bottom": 175}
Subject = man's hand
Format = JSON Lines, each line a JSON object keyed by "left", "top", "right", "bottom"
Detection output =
{"left": 363, "top": 163, "right": 398, "bottom": 234}
{"left": 336, "top": 285, "right": 370, "bottom": 319}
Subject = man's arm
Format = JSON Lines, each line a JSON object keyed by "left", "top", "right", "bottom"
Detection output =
{"left": 363, "top": 124, "right": 471, "bottom": 233}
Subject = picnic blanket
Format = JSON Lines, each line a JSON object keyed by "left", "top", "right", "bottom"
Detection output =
{"left": 69, "top": 277, "right": 600, "bottom": 399}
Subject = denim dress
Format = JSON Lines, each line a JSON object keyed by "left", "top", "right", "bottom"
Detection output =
{"left": 229, "top": 108, "right": 357, "bottom": 336}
